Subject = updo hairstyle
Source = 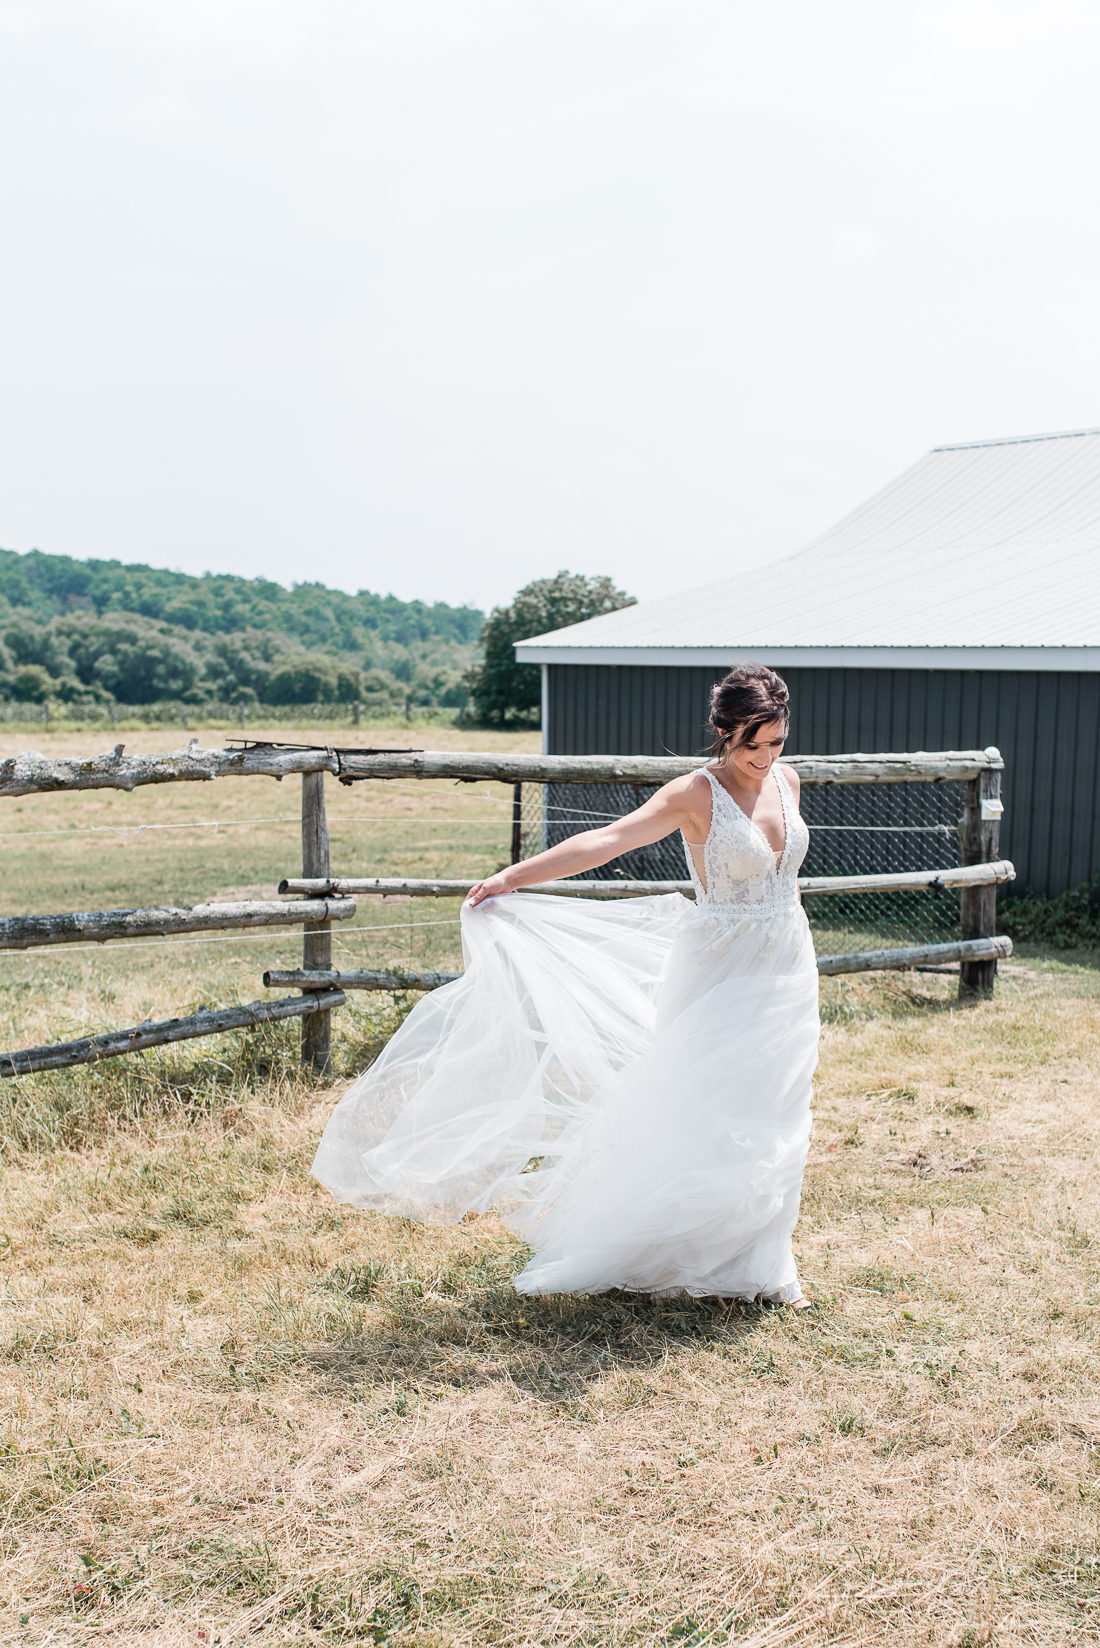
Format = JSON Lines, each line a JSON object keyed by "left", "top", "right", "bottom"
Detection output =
{"left": 709, "top": 663, "right": 790, "bottom": 762}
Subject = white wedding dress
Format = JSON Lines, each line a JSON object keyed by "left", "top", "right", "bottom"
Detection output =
{"left": 312, "top": 766, "right": 819, "bottom": 1301}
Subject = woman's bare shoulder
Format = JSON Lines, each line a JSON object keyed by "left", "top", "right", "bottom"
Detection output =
{"left": 650, "top": 768, "right": 713, "bottom": 825}
{"left": 659, "top": 768, "right": 714, "bottom": 803}
{"left": 651, "top": 766, "right": 705, "bottom": 791}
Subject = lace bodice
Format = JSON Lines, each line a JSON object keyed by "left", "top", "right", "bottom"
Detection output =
{"left": 682, "top": 766, "right": 809, "bottom": 918}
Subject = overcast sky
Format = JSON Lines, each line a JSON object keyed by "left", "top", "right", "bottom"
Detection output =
{"left": 1, "top": 1, "right": 1099, "bottom": 613}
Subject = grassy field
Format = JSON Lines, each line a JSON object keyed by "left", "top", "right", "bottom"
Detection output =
{"left": 1, "top": 729, "right": 1099, "bottom": 1645}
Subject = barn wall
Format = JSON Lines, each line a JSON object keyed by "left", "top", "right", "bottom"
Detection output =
{"left": 547, "top": 664, "right": 722, "bottom": 761}
{"left": 546, "top": 663, "right": 1100, "bottom": 898}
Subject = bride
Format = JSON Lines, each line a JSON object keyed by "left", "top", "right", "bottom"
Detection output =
{"left": 312, "top": 663, "right": 819, "bottom": 1308}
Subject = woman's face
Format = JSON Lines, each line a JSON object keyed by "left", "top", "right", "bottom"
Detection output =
{"left": 723, "top": 719, "right": 787, "bottom": 785}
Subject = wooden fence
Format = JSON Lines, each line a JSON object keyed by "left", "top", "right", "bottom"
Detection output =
{"left": 0, "top": 741, "right": 1009, "bottom": 1076}
{"left": 0, "top": 741, "right": 1004, "bottom": 796}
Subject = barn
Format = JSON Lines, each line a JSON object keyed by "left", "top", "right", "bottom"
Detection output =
{"left": 514, "top": 427, "right": 1100, "bottom": 898}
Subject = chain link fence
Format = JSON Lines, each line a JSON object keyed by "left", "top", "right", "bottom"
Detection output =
{"left": 517, "top": 778, "right": 966, "bottom": 957}
{"left": 798, "top": 779, "right": 964, "bottom": 957}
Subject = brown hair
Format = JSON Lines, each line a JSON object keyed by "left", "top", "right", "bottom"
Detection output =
{"left": 709, "top": 663, "right": 790, "bottom": 762}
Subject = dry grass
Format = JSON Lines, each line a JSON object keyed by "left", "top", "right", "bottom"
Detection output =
{"left": 1, "top": 729, "right": 1099, "bottom": 1644}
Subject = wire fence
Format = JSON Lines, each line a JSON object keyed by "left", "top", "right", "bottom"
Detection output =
{"left": 0, "top": 700, "right": 466, "bottom": 729}
{"left": 527, "top": 778, "right": 967, "bottom": 957}
{"left": 798, "top": 780, "right": 965, "bottom": 957}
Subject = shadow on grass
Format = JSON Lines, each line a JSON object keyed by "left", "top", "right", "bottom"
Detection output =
{"left": 819, "top": 971, "right": 980, "bottom": 1027}
{"left": 288, "top": 1279, "right": 801, "bottom": 1402}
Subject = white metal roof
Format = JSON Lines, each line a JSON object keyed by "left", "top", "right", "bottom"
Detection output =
{"left": 515, "top": 428, "right": 1100, "bottom": 670}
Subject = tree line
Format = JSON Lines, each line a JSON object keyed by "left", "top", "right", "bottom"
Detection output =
{"left": 0, "top": 550, "right": 635, "bottom": 719}
{"left": 0, "top": 549, "right": 480, "bottom": 709}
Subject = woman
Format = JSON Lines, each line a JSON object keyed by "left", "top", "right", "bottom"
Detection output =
{"left": 313, "top": 663, "right": 819, "bottom": 1307}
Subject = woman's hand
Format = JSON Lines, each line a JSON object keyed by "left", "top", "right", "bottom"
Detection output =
{"left": 465, "top": 872, "right": 516, "bottom": 907}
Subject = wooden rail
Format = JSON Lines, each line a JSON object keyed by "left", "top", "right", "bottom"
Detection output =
{"left": 0, "top": 741, "right": 332, "bottom": 796}
{"left": 816, "top": 936, "right": 1012, "bottom": 977}
{"left": 0, "top": 898, "right": 355, "bottom": 952}
{"left": 264, "top": 967, "right": 461, "bottom": 993}
{"left": 282, "top": 875, "right": 693, "bottom": 899}
{"left": 0, "top": 742, "right": 1004, "bottom": 798}
{"left": 280, "top": 860, "right": 1015, "bottom": 902}
{"left": 334, "top": 749, "right": 1005, "bottom": 787}
{"left": 266, "top": 936, "right": 1014, "bottom": 997}
{"left": 798, "top": 860, "right": 1014, "bottom": 897}
{"left": 0, "top": 991, "right": 346, "bottom": 1078}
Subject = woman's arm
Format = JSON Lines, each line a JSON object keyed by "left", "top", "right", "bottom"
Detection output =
{"left": 465, "top": 772, "right": 708, "bottom": 906}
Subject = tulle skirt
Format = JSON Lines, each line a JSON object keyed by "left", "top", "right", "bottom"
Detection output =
{"left": 312, "top": 891, "right": 819, "bottom": 1300}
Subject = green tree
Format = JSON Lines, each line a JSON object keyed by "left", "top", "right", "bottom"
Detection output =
{"left": 263, "top": 653, "right": 365, "bottom": 704}
{"left": 265, "top": 654, "right": 341, "bottom": 704}
{"left": 3, "top": 624, "right": 75, "bottom": 678}
{"left": 200, "top": 630, "right": 279, "bottom": 702}
{"left": 56, "top": 617, "right": 202, "bottom": 703}
{"left": 9, "top": 663, "right": 54, "bottom": 703}
{"left": 465, "top": 572, "right": 635, "bottom": 725}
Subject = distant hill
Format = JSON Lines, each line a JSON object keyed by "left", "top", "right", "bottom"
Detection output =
{"left": 0, "top": 548, "right": 484, "bottom": 708}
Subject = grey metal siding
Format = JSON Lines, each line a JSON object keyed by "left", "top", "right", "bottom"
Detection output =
{"left": 546, "top": 663, "right": 1100, "bottom": 898}
{"left": 547, "top": 665, "right": 722, "bottom": 762}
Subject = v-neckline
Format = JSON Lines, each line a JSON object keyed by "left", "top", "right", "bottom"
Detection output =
{"left": 707, "top": 766, "right": 789, "bottom": 875}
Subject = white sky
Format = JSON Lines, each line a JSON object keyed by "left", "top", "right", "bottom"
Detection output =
{"left": 1, "top": 1, "right": 1099, "bottom": 613}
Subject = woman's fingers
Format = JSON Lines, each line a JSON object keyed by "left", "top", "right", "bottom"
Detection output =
{"left": 466, "top": 876, "right": 512, "bottom": 906}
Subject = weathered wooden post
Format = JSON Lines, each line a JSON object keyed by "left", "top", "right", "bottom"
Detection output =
{"left": 353, "top": 700, "right": 361, "bottom": 728}
{"left": 959, "top": 746, "right": 1003, "bottom": 995}
{"left": 511, "top": 782, "right": 523, "bottom": 864}
{"left": 300, "top": 770, "right": 333, "bottom": 1072}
